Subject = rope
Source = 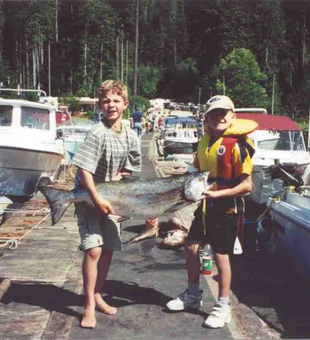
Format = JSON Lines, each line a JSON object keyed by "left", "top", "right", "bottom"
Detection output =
{"left": 0, "top": 208, "right": 51, "bottom": 249}
{"left": 0, "top": 238, "right": 20, "bottom": 249}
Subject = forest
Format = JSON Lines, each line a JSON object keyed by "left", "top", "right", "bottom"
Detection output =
{"left": 0, "top": 0, "right": 310, "bottom": 123}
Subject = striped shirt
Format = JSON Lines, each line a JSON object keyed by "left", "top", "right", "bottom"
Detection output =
{"left": 72, "top": 120, "right": 141, "bottom": 184}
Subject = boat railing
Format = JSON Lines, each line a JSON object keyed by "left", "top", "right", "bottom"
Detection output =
{"left": 0, "top": 87, "right": 47, "bottom": 98}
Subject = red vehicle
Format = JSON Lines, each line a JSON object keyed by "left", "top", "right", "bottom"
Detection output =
{"left": 56, "top": 109, "right": 71, "bottom": 125}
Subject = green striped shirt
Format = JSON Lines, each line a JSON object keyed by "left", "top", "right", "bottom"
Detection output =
{"left": 72, "top": 120, "right": 141, "bottom": 183}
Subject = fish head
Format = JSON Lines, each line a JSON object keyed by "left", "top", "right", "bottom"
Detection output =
{"left": 184, "top": 171, "right": 210, "bottom": 201}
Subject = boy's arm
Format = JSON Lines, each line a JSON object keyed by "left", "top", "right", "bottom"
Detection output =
{"left": 123, "top": 134, "right": 142, "bottom": 173}
{"left": 204, "top": 173, "right": 252, "bottom": 199}
{"left": 79, "top": 168, "right": 114, "bottom": 215}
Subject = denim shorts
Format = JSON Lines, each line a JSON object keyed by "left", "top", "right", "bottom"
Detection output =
{"left": 187, "top": 204, "right": 241, "bottom": 255}
{"left": 75, "top": 202, "right": 122, "bottom": 252}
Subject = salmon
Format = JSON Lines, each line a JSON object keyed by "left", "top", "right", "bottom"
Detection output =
{"left": 39, "top": 171, "right": 210, "bottom": 225}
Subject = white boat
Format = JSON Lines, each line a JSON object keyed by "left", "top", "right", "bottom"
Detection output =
{"left": 159, "top": 115, "right": 198, "bottom": 159}
{"left": 237, "top": 112, "right": 310, "bottom": 204}
{"left": 0, "top": 99, "right": 64, "bottom": 198}
{"left": 267, "top": 190, "right": 310, "bottom": 281}
{"left": 57, "top": 125, "right": 91, "bottom": 163}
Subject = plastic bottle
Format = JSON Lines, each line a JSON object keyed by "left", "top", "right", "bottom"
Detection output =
{"left": 200, "top": 244, "right": 213, "bottom": 275}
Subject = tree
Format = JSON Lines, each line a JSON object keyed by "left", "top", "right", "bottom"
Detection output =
{"left": 215, "top": 48, "right": 268, "bottom": 108}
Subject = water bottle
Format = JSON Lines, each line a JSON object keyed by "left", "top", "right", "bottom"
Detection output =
{"left": 200, "top": 244, "right": 213, "bottom": 275}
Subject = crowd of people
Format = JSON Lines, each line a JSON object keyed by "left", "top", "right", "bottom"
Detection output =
{"left": 130, "top": 107, "right": 165, "bottom": 136}
{"left": 72, "top": 79, "right": 255, "bottom": 330}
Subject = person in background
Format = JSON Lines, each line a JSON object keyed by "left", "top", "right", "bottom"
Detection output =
{"left": 131, "top": 106, "right": 143, "bottom": 137}
{"left": 166, "top": 95, "right": 256, "bottom": 329}
{"left": 72, "top": 80, "right": 141, "bottom": 328}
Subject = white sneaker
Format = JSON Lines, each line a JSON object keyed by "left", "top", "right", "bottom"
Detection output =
{"left": 204, "top": 303, "right": 231, "bottom": 328}
{"left": 166, "top": 289, "right": 203, "bottom": 311}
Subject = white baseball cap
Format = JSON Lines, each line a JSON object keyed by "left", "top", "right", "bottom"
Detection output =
{"left": 205, "top": 95, "right": 235, "bottom": 115}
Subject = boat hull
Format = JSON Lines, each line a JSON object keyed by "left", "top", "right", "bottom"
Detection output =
{"left": 0, "top": 147, "right": 62, "bottom": 197}
{"left": 269, "top": 193, "right": 310, "bottom": 281}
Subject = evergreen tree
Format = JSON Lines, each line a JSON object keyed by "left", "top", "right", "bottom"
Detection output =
{"left": 215, "top": 48, "right": 268, "bottom": 108}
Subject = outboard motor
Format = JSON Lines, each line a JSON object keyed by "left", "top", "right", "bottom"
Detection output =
{"left": 268, "top": 163, "right": 303, "bottom": 187}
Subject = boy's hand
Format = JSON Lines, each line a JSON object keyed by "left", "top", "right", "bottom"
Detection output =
{"left": 112, "top": 173, "right": 123, "bottom": 181}
{"left": 95, "top": 198, "right": 115, "bottom": 215}
{"left": 202, "top": 190, "right": 220, "bottom": 199}
{"left": 112, "top": 171, "right": 133, "bottom": 181}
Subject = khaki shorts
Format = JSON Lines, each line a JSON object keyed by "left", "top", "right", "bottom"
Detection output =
{"left": 75, "top": 202, "right": 123, "bottom": 252}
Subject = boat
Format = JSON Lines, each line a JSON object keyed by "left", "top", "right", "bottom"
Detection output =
{"left": 56, "top": 125, "right": 91, "bottom": 163}
{"left": 159, "top": 115, "right": 198, "bottom": 159}
{"left": 236, "top": 111, "right": 310, "bottom": 204}
{"left": 0, "top": 98, "right": 64, "bottom": 198}
{"left": 267, "top": 189, "right": 310, "bottom": 281}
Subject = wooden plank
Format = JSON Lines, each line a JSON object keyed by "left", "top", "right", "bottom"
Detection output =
{"left": 0, "top": 310, "right": 49, "bottom": 339}
{"left": 0, "top": 251, "right": 79, "bottom": 283}
{"left": 42, "top": 251, "right": 84, "bottom": 340}
{"left": 0, "top": 218, "right": 80, "bottom": 283}
{"left": 0, "top": 279, "right": 11, "bottom": 300}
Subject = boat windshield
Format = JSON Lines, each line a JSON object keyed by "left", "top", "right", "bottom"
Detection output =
{"left": 256, "top": 130, "right": 306, "bottom": 151}
{"left": 0, "top": 105, "right": 13, "bottom": 126}
{"left": 21, "top": 106, "right": 50, "bottom": 130}
{"left": 165, "top": 120, "right": 197, "bottom": 129}
{"left": 57, "top": 127, "right": 90, "bottom": 137}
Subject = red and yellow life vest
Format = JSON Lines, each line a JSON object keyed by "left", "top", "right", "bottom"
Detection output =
{"left": 196, "top": 119, "right": 257, "bottom": 190}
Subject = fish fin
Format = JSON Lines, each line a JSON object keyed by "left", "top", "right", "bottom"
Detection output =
{"left": 108, "top": 214, "right": 131, "bottom": 222}
{"left": 39, "top": 186, "right": 71, "bottom": 225}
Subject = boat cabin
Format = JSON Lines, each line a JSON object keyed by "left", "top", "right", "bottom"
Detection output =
{"left": 161, "top": 116, "right": 199, "bottom": 159}
{"left": 237, "top": 113, "right": 310, "bottom": 168}
{"left": 237, "top": 112, "right": 310, "bottom": 204}
{"left": 0, "top": 99, "right": 64, "bottom": 197}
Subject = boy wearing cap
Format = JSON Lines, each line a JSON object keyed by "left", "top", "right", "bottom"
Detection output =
{"left": 166, "top": 95, "right": 257, "bottom": 328}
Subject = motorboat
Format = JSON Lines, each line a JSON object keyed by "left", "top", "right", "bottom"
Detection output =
{"left": 237, "top": 112, "right": 310, "bottom": 204}
{"left": 267, "top": 189, "right": 310, "bottom": 281}
{"left": 159, "top": 115, "right": 198, "bottom": 159}
{"left": 57, "top": 125, "right": 91, "bottom": 163}
{"left": 0, "top": 98, "right": 64, "bottom": 198}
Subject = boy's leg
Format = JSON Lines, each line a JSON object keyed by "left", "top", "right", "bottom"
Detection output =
{"left": 204, "top": 252, "right": 232, "bottom": 328}
{"left": 76, "top": 202, "right": 106, "bottom": 328}
{"left": 204, "top": 213, "right": 238, "bottom": 328}
{"left": 94, "top": 248, "right": 117, "bottom": 315}
{"left": 214, "top": 253, "right": 231, "bottom": 298}
{"left": 166, "top": 239, "right": 203, "bottom": 311}
{"left": 185, "top": 240, "right": 202, "bottom": 285}
{"left": 81, "top": 246, "right": 102, "bottom": 328}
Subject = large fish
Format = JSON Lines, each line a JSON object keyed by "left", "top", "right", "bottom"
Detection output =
{"left": 40, "top": 171, "right": 210, "bottom": 225}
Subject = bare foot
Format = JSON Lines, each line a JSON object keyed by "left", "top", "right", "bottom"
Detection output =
{"left": 95, "top": 293, "right": 117, "bottom": 315}
{"left": 80, "top": 304, "right": 96, "bottom": 328}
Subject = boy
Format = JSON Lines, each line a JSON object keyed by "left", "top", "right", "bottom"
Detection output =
{"left": 166, "top": 95, "right": 256, "bottom": 328}
{"left": 72, "top": 80, "right": 141, "bottom": 328}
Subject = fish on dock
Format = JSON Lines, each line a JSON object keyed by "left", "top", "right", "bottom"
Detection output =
{"left": 127, "top": 218, "right": 160, "bottom": 243}
{"left": 39, "top": 171, "right": 211, "bottom": 225}
{"left": 128, "top": 217, "right": 188, "bottom": 245}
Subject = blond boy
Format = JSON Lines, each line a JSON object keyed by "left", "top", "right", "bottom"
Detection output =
{"left": 72, "top": 80, "right": 141, "bottom": 328}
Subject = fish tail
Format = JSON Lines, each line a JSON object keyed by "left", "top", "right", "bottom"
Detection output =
{"left": 39, "top": 186, "right": 71, "bottom": 225}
